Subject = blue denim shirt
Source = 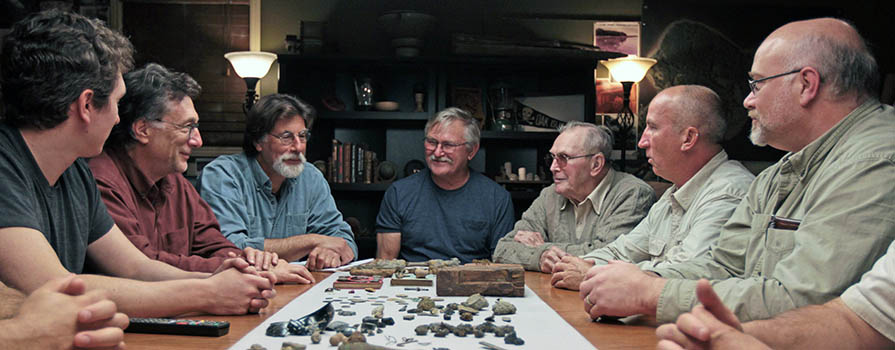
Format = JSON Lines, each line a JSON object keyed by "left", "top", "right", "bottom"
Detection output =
{"left": 197, "top": 153, "right": 357, "bottom": 260}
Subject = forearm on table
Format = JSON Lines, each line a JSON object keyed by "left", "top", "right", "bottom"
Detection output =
{"left": 0, "top": 284, "right": 24, "bottom": 319}
{"left": 264, "top": 235, "right": 320, "bottom": 262}
{"left": 744, "top": 298, "right": 890, "bottom": 349}
{"left": 100, "top": 253, "right": 208, "bottom": 281}
{"left": 77, "top": 274, "right": 214, "bottom": 317}
{"left": 493, "top": 239, "right": 544, "bottom": 268}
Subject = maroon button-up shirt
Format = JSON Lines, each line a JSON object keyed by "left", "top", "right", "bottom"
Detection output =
{"left": 89, "top": 148, "right": 241, "bottom": 272}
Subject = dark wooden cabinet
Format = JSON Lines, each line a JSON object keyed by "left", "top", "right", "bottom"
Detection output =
{"left": 278, "top": 53, "right": 620, "bottom": 258}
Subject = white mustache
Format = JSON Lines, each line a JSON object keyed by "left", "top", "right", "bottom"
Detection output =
{"left": 429, "top": 155, "right": 452, "bottom": 163}
{"left": 280, "top": 153, "right": 303, "bottom": 161}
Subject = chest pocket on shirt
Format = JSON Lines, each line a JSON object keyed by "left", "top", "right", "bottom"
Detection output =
{"left": 456, "top": 220, "right": 489, "bottom": 251}
{"left": 648, "top": 239, "right": 668, "bottom": 258}
{"left": 268, "top": 213, "right": 308, "bottom": 238}
{"left": 752, "top": 213, "right": 796, "bottom": 274}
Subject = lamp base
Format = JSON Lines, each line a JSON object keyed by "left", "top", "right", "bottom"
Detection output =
{"left": 243, "top": 77, "right": 260, "bottom": 113}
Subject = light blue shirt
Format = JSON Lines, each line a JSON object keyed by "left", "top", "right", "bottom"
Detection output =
{"left": 197, "top": 153, "right": 357, "bottom": 260}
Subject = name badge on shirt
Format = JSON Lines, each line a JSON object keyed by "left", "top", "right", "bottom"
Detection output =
{"left": 769, "top": 216, "right": 801, "bottom": 230}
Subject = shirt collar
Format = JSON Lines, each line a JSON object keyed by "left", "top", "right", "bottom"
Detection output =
{"left": 248, "top": 153, "right": 274, "bottom": 191}
{"left": 107, "top": 147, "right": 172, "bottom": 200}
{"left": 560, "top": 168, "right": 615, "bottom": 215}
{"left": 782, "top": 99, "right": 879, "bottom": 179}
{"left": 669, "top": 150, "right": 729, "bottom": 211}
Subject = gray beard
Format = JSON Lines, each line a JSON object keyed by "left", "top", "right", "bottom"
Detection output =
{"left": 274, "top": 152, "right": 305, "bottom": 178}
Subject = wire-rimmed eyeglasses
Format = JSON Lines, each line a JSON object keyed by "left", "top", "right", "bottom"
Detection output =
{"left": 268, "top": 130, "right": 311, "bottom": 146}
{"left": 748, "top": 68, "right": 802, "bottom": 94}
{"left": 423, "top": 137, "right": 468, "bottom": 153}
{"left": 544, "top": 152, "right": 596, "bottom": 168}
{"left": 154, "top": 120, "right": 199, "bottom": 136}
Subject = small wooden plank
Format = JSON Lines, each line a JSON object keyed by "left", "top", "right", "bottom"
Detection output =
{"left": 436, "top": 264, "right": 524, "bottom": 297}
{"left": 389, "top": 278, "right": 434, "bottom": 287}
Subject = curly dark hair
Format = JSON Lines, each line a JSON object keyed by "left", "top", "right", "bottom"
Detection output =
{"left": 105, "top": 63, "right": 201, "bottom": 150}
{"left": 1, "top": 9, "right": 134, "bottom": 129}
{"left": 242, "top": 94, "right": 316, "bottom": 157}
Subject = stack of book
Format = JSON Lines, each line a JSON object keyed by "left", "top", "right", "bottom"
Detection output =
{"left": 328, "top": 139, "right": 377, "bottom": 184}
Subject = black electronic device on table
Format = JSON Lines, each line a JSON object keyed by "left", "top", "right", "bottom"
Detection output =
{"left": 126, "top": 318, "right": 230, "bottom": 337}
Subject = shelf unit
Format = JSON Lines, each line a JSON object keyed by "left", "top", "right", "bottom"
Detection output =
{"left": 278, "top": 53, "right": 622, "bottom": 258}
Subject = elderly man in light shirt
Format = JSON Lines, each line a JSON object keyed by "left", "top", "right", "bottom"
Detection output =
{"left": 493, "top": 121, "right": 655, "bottom": 272}
{"left": 550, "top": 85, "right": 754, "bottom": 290}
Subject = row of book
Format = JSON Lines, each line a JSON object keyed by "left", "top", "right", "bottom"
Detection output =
{"left": 329, "top": 139, "right": 377, "bottom": 184}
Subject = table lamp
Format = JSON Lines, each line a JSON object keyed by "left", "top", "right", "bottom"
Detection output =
{"left": 224, "top": 51, "right": 277, "bottom": 113}
{"left": 600, "top": 55, "right": 656, "bottom": 171}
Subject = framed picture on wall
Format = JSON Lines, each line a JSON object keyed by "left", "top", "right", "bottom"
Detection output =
{"left": 451, "top": 86, "right": 486, "bottom": 129}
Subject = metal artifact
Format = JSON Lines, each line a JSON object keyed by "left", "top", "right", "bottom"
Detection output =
{"left": 266, "top": 303, "right": 334, "bottom": 337}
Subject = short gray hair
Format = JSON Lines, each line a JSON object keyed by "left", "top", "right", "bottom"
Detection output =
{"left": 424, "top": 107, "right": 481, "bottom": 151}
{"left": 558, "top": 121, "right": 613, "bottom": 159}
{"left": 669, "top": 85, "right": 726, "bottom": 144}
{"left": 782, "top": 19, "right": 879, "bottom": 99}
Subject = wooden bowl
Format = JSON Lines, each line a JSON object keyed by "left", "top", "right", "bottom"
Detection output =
{"left": 374, "top": 101, "right": 399, "bottom": 111}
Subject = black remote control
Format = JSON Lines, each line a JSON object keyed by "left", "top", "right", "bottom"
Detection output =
{"left": 126, "top": 318, "right": 230, "bottom": 337}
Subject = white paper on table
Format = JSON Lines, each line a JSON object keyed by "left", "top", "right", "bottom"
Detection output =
{"left": 229, "top": 272, "right": 596, "bottom": 350}
{"left": 290, "top": 258, "right": 374, "bottom": 272}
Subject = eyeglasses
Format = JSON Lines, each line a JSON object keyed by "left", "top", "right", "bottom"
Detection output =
{"left": 423, "top": 137, "right": 468, "bottom": 153}
{"left": 269, "top": 130, "right": 311, "bottom": 146}
{"left": 748, "top": 68, "right": 802, "bottom": 94}
{"left": 545, "top": 152, "right": 596, "bottom": 168}
{"left": 154, "top": 120, "right": 199, "bottom": 136}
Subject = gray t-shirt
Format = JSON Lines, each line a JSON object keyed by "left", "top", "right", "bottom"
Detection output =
{"left": 376, "top": 168, "right": 514, "bottom": 263}
{"left": 0, "top": 125, "right": 113, "bottom": 273}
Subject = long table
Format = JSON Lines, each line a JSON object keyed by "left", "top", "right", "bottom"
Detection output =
{"left": 123, "top": 271, "right": 658, "bottom": 349}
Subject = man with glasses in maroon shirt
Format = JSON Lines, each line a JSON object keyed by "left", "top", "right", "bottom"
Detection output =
{"left": 493, "top": 121, "right": 655, "bottom": 272}
{"left": 89, "top": 64, "right": 314, "bottom": 283}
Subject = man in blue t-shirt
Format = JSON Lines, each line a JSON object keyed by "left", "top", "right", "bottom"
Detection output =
{"left": 376, "top": 107, "right": 514, "bottom": 263}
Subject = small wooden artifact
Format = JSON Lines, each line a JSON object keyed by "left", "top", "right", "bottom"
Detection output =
{"left": 435, "top": 264, "right": 524, "bottom": 297}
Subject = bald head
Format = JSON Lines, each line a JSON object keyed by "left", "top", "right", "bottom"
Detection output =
{"left": 759, "top": 18, "right": 878, "bottom": 99}
{"left": 652, "top": 85, "right": 726, "bottom": 144}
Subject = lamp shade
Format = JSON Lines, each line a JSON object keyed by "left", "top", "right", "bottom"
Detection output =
{"left": 600, "top": 55, "right": 657, "bottom": 83}
{"left": 224, "top": 51, "right": 277, "bottom": 78}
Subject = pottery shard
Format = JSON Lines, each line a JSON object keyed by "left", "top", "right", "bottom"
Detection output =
{"left": 347, "top": 332, "right": 366, "bottom": 343}
{"left": 457, "top": 305, "right": 479, "bottom": 314}
{"left": 464, "top": 293, "right": 489, "bottom": 310}
{"left": 492, "top": 300, "right": 516, "bottom": 315}
{"left": 329, "top": 333, "right": 347, "bottom": 346}
{"left": 417, "top": 297, "right": 435, "bottom": 311}
{"left": 371, "top": 305, "right": 384, "bottom": 318}
{"left": 281, "top": 342, "right": 306, "bottom": 350}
